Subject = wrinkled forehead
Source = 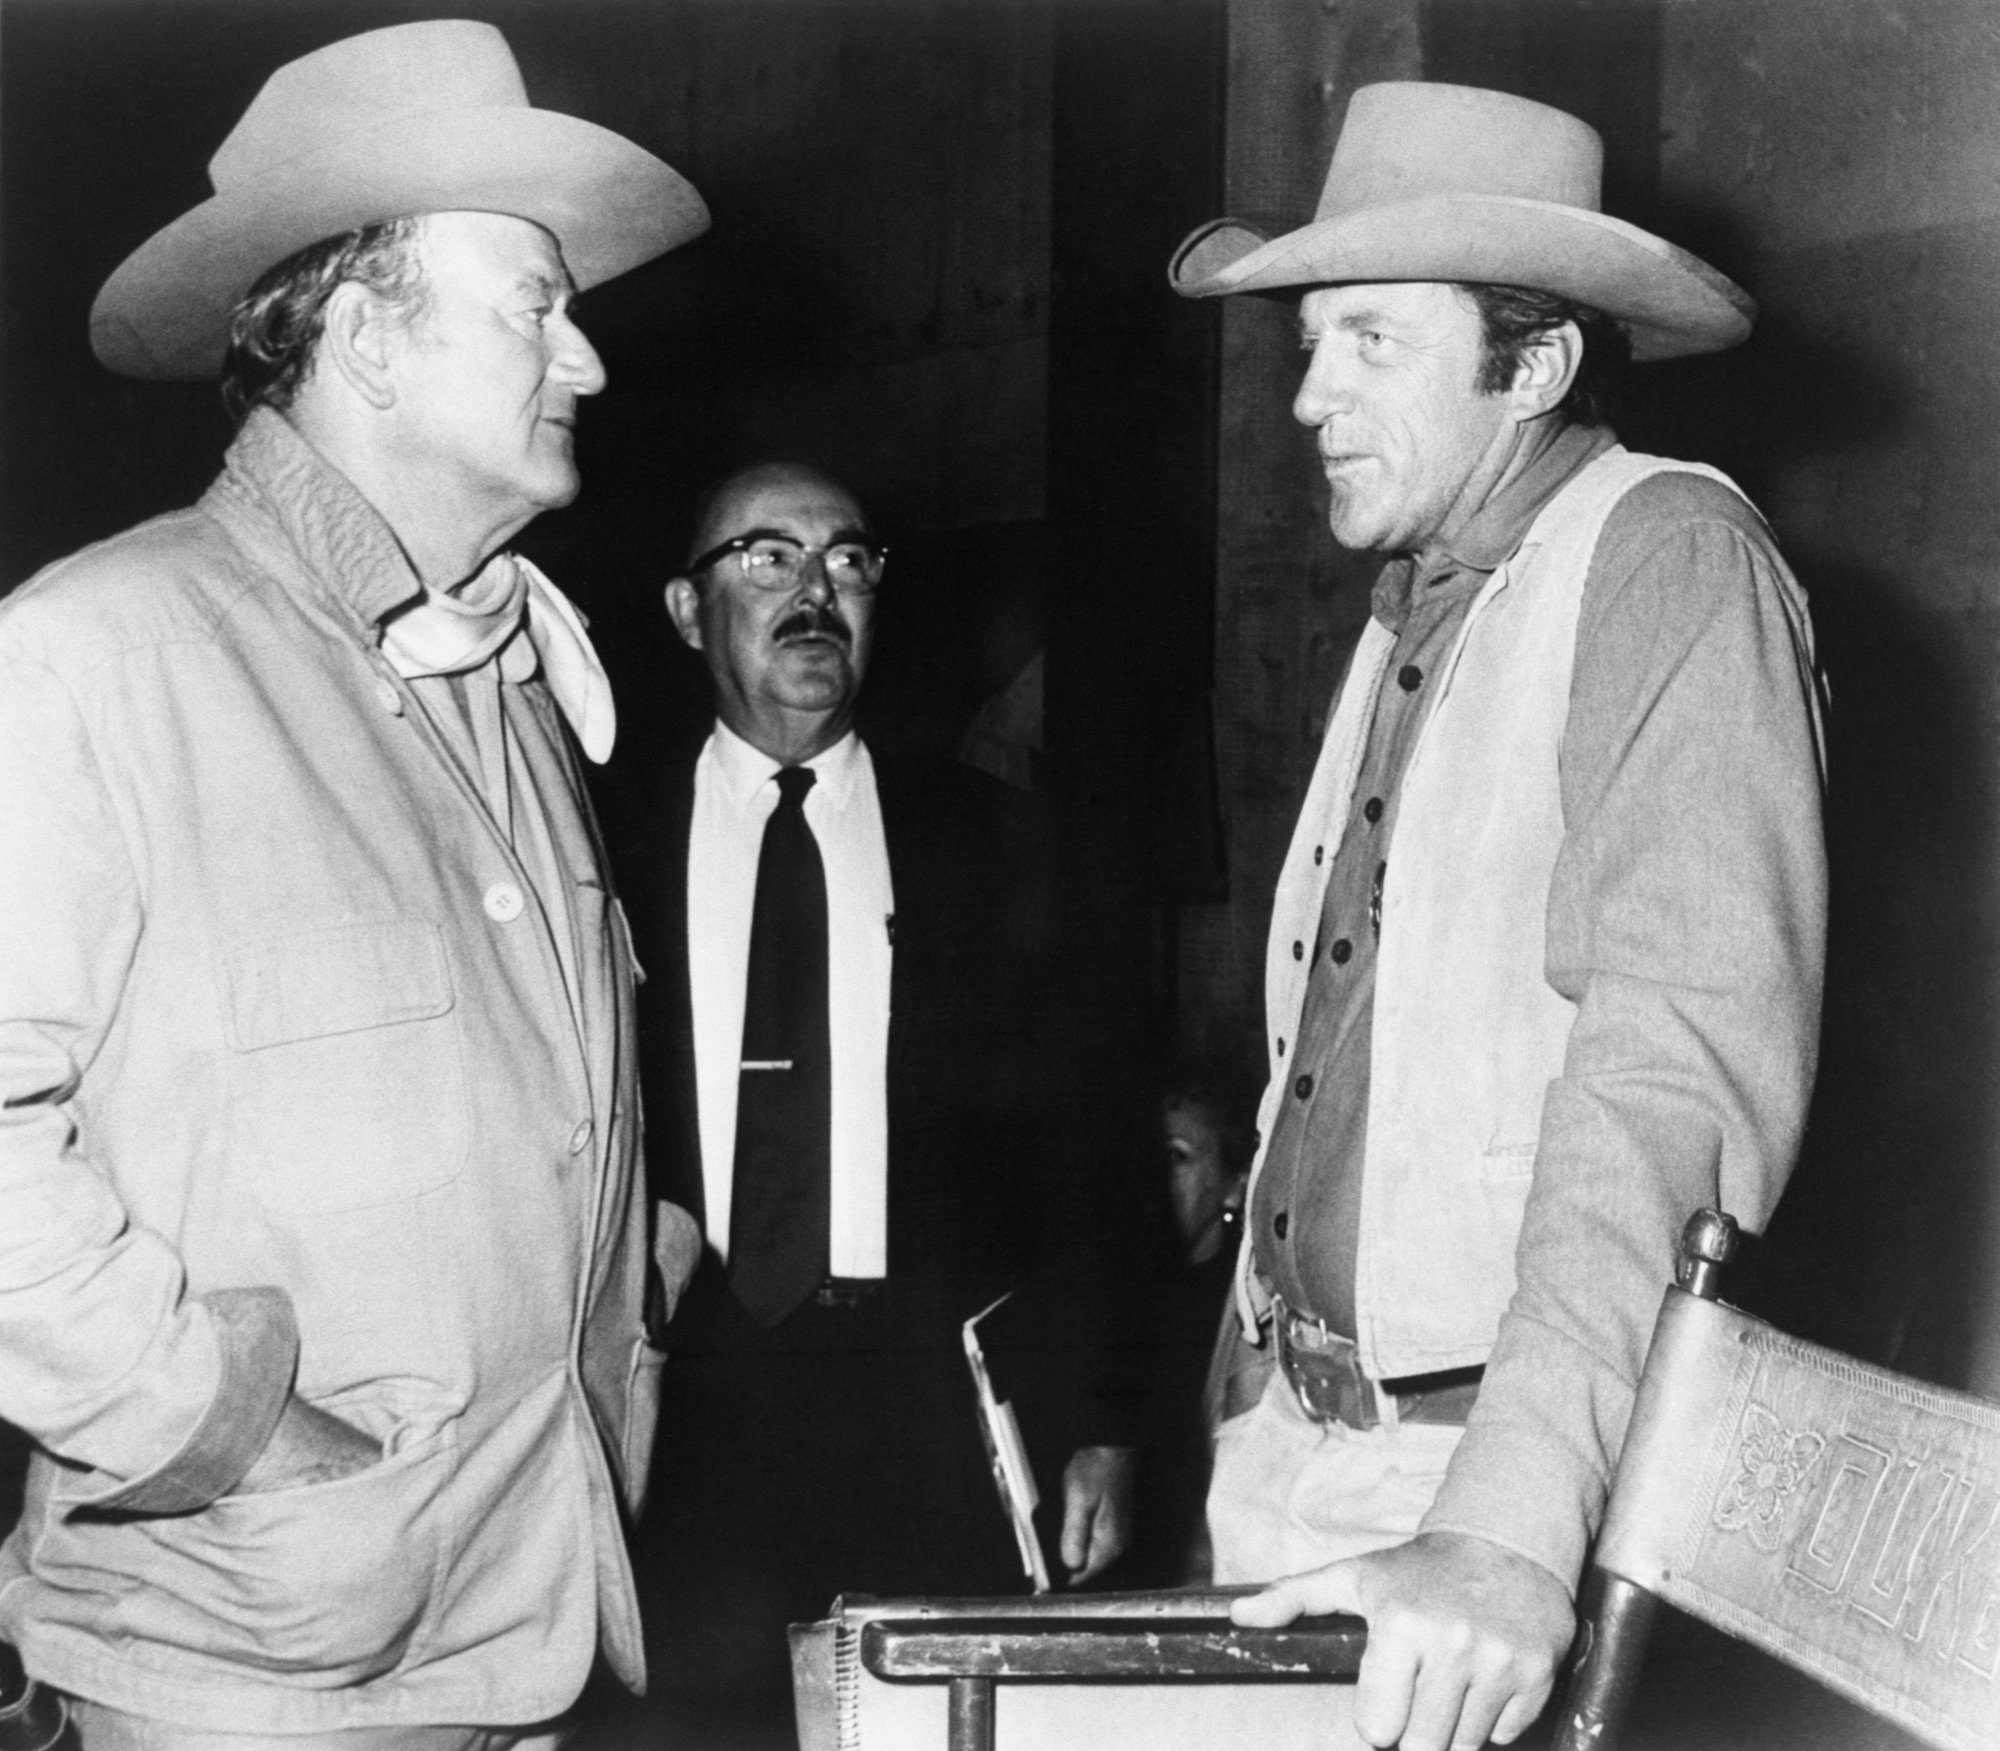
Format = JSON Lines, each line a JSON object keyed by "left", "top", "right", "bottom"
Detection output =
{"left": 698, "top": 468, "right": 868, "bottom": 553}
{"left": 1297, "top": 278, "right": 1479, "bottom": 334}
{"left": 416, "top": 210, "right": 575, "bottom": 298}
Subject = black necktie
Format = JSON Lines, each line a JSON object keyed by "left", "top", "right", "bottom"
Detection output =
{"left": 728, "top": 765, "right": 831, "bottom": 1325}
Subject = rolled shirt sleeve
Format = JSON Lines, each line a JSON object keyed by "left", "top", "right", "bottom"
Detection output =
{"left": 0, "top": 632, "right": 298, "bottom": 1510}
{"left": 1419, "top": 474, "right": 1829, "bottom": 1587}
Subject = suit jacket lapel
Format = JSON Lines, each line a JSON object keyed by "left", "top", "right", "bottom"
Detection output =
{"left": 873, "top": 753, "right": 921, "bottom": 1082}
{"left": 648, "top": 746, "right": 705, "bottom": 1226}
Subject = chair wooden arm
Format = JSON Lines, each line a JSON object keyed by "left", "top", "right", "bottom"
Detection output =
{"left": 854, "top": 1593, "right": 1364, "bottom": 1751}
{"left": 861, "top": 1612, "right": 1366, "bottom": 1680}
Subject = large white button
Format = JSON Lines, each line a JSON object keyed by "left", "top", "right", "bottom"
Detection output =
{"left": 567, "top": 1118, "right": 594, "bottom": 1155}
{"left": 372, "top": 676, "right": 404, "bottom": 716}
{"left": 483, "top": 882, "right": 526, "bottom": 923}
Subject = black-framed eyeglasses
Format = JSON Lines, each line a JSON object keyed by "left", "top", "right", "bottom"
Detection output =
{"left": 688, "top": 535, "right": 887, "bottom": 595}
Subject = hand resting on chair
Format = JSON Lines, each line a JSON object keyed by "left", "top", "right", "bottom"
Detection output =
{"left": 1232, "top": 1528, "right": 1574, "bottom": 1751}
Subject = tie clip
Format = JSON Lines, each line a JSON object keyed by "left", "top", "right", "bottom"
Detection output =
{"left": 741, "top": 1059, "right": 794, "bottom": 1071}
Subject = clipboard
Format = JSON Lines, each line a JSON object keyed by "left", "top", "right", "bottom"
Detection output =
{"left": 961, "top": 1292, "right": 1051, "bottom": 1594}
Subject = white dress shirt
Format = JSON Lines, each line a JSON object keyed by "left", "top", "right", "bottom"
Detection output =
{"left": 686, "top": 722, "right": 895, "bottom": 1275}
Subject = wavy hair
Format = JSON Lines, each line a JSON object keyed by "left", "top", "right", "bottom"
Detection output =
{"left": 1462, "top": 282, "right": 1631, "bottom": 428}
{"left": 219, "top": 217, "right": 429, "bottom": 426}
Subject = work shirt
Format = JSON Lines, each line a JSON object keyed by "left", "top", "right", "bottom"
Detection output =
{"left": 415, "top": 668, "right": 583, "bottom": 1018}
{"left": 686, "top": 723, "right": 895, "bottom": 1276}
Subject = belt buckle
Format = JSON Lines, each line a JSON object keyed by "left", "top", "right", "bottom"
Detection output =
{"left": 1275, "top": 1305, "right": 1380, "bottom": 1431}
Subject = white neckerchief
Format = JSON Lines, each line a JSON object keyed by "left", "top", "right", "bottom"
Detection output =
{"left": 380, "top": 551, "right": 616, "bottom": 763}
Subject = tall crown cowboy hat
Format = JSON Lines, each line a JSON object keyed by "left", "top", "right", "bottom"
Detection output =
{"left": 1170, "top": 81, "right": 1752, "bottom": 361}
{"left": 91, "top": 19, "right": 709, "bottom": 379}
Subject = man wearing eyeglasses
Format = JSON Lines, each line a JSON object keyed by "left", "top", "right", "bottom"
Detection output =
{"left": 619, "top": 460, "right": 1136, "bottom": 1731}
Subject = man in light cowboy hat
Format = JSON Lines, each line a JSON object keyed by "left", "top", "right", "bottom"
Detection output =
{"left": 0, "top": 20, "right": 705, "bottom": 1747}
{"left": 1174, "top": 84, "right": 1827, "bottom": 1749}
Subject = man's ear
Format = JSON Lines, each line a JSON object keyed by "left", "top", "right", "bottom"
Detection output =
{"left": 318, "top": 281, "right": 405, "bottom": 410}
{"left": 663, "top": 576, "right": 706, "bottom": 651}
{"left": 1506, "top": 319, "right": 1583, "bottom": 422}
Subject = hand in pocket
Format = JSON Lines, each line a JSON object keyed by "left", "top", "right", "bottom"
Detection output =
{"left": 236, "top": 1395, "right": 382, "bottom": 1494}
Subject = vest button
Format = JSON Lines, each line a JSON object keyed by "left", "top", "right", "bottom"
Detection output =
{"left": 1274, "top": 1211, "right": 1290, "bottom": 1240}
{"left": 1294, "top": 1074, "right": 1313, "bottom": 1101}
{"left": 1292, "top": 940, "right": 1304, "bottom": 961}
{"left": 1314, "top": 845, "right": 1324, "bottom": 866}
{"left": 1276, "top": 1037, "right": 1286, "bottom": 1057}
{"left": 1398, "top": 664, "right": 1423, "bottom": 692}
{"left": 1330, "top": 938, "right": 1353, "bottom": 965}
{"left": 483, "top": 882, "right": 525, "bottom": 923}
{"left": 1363, "top": 797, "right": 1383, "bottom": 823}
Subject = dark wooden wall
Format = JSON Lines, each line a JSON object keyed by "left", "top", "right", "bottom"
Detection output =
{"left": 1650, "top": 0, "right": 2000, "bottom": 1399}
{"left": 1045, "top": 0, "right": 1226, "bottom": 1107}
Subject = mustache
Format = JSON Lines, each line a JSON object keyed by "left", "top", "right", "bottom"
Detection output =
{"left": 771, "top": 602, "right": 853, "bottom": 648}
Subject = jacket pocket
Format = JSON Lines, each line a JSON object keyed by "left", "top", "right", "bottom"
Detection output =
{"left": 48, "top": 1412, "right": 456, "bottom": 1685}
{"left": 223, "top": 919, "right": 468, "bottom": 1213}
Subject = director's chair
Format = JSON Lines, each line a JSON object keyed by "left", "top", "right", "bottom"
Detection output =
{"left": 1557, "top": 1209, "right": 2000, "bottom": 1751}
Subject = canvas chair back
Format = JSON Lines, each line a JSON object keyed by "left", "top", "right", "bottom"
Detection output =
{"left": 1558, "top": 1213, "right": 2000, "bottom": 1751}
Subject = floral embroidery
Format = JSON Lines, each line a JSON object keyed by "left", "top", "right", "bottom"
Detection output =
{"left": 1713, "top": 1404, "right": 1826, "bottom": 1554}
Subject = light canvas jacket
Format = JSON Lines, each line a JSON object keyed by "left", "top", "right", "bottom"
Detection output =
{"left": 0, "top": 412, "right": 659, "bottom": 1732}
{"left": 1241, "top": 449, "right": 1799, "bottom": 1376}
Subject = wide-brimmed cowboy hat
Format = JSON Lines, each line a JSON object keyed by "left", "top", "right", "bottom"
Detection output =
{"left": 91, "top": 19, "right": 710, "bottom": 379}
{"left": 1169, "top": 82, "right": 1751, "bottom": 361}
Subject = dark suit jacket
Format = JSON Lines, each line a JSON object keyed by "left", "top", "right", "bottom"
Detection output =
{"left": 613, "top": 734, "right": 1127, "bottom": 1470}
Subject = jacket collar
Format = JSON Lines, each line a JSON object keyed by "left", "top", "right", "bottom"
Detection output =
{"left": 207, "top": 407, "right": 424, "bottom": 637}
